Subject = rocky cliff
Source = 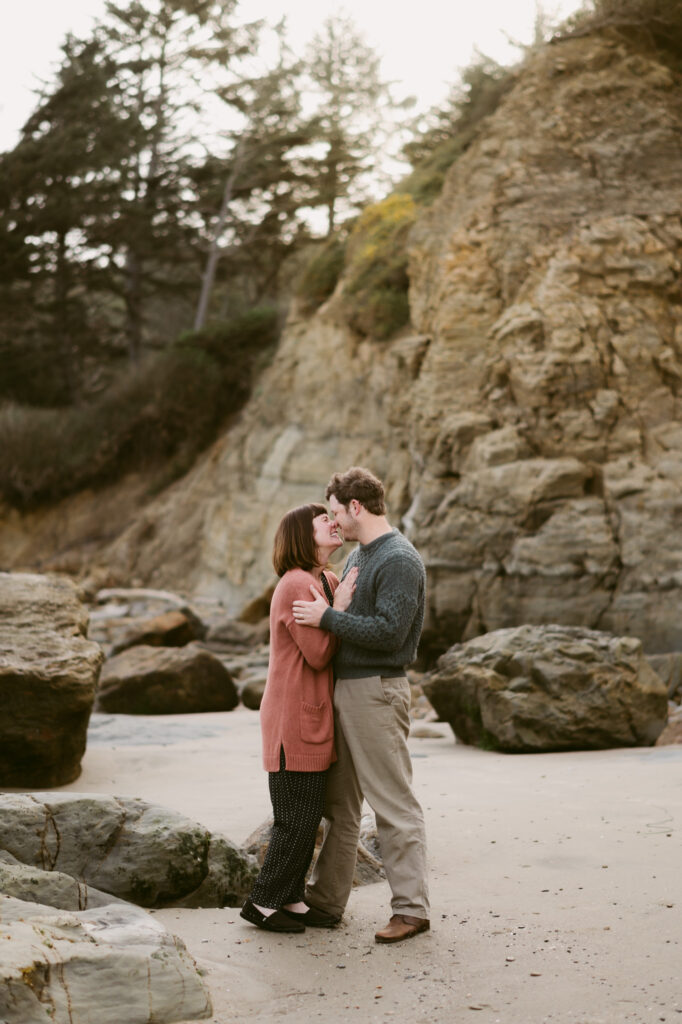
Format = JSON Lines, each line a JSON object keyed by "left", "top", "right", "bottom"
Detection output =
{"left": 3, "top": 31, "right": 682, "bottom": 658}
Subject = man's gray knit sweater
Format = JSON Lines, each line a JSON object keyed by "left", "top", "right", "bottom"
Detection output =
{"left": 320, "top": 528, "right": 426, "bottom": 679}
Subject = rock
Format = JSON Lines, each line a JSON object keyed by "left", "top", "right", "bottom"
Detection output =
{"left": 646, "top": 652, "right": 682, "bottom": 701}
{"left": 95, "top": 642, "right": 238, "bottom": 714}
{"left": 241, "top": 675, "right": 267, "bottom": 710}
{"left": 87, "top": 589, "right": 207, "bottom": 656}
{"left": 0, "top": 895, "right": 211, "bottom": 1024}
{"left": 243, "top": 810, "right": 385, "bottom": 887}
{"left": 205, "top": 616, "right": 270, "bottom": 649}
{"left": 656, "top": 702, "right": 682, "bottom": 745}
{"left": 109, "top": 609, "right": 207, "bottom": 655}
{"left": 0, "top": 852, "right": 125, "bottom": 911}
{"left": 0, "top": 793, "right": 258, "bottom": 908}
{"left": 423, "top": 625, "right": 668, "bottom": 752}
{"left": 0, "top": 572, "right": 103, "bottom": 787}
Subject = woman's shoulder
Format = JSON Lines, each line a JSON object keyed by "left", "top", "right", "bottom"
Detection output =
{"left": 274, "top": 568, "right": 316, "bottom": 596}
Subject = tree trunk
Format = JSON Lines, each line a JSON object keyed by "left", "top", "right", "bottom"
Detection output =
{"left": 194, "top": 139, "right": 246, "bottom": 332}
{"left": 124, "top": 247, "right": 143, "bottom": 363}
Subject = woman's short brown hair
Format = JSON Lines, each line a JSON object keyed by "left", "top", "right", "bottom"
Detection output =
{"left": 325, "top": 466, "right": 386, "bottom": 515}
{"left": 272, "top": 502, "right": 328, "bottom": 577}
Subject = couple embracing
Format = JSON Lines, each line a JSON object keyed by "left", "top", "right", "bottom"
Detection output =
{"left": 240, "top": 466, "right": 430, "bottom": 944}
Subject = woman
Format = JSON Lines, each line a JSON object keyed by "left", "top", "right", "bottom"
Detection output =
{"left": 240, "top": 502, "right": 357, "bottom": 933}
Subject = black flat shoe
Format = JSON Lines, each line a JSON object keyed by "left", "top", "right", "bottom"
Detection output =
{"left": 280, "top": 904, "right": 340, "bottom": 928}
{"left": 240, "top": 899, "right": 305, "bottom": 933}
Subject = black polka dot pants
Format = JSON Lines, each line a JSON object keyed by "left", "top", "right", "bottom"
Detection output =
{"left": 249, "top": 748, "right": 327, "bottom": 910}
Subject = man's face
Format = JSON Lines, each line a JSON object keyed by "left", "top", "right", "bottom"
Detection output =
{"left": 329, "top": 494, "right": 359, "bottom": 541}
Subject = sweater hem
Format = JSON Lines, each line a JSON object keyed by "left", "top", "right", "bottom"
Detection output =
{"left": 334, "top": 665, "right": 406, "bottom": 680}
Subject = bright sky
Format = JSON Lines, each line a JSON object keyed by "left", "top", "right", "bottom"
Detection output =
{"left": 0, "top": 0, "right": 586, "bottom": 151}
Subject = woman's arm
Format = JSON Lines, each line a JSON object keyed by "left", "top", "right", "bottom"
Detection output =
{"left": 279, "top": 574, "right": 339, "bottom": 670}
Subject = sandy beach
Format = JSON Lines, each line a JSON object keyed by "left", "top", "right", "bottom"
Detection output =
{"left": 44, "top": 708, "right": 682, "bottom": 1023}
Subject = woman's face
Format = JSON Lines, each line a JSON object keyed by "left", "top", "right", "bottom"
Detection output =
{"left": 312, "top": 512, "right": 343, "bottom": 561}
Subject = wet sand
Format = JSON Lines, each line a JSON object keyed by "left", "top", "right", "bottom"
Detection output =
{"left": 55, "top": 708, "right": 682, "bottom": 1024}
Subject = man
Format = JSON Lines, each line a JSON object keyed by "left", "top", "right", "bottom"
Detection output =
{"left": 292, "top": 466, "right": 430, "bottom": 943}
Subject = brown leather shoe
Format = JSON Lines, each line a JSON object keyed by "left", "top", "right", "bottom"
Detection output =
{"left": 375, "top": 914, "right": 430, "bottom": 943}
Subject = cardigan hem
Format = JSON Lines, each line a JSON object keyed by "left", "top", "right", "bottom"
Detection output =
{"left": 263, "top": 750, "right": 335, "bottom": 772}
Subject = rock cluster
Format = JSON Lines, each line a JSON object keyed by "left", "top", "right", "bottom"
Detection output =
{"left": 88, "top": 587, "right": 268, "bottom": 713}
{"left": 424, "top": 624, "right": 668, "bottom": 752}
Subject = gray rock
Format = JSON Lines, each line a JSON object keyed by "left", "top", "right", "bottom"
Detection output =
{"left": 241, "top": 675, "right": 267, "bottom": 710}
{"left": 243, "top": 810, "right": 385, "bottom": 888}
{"left": 0, "top": 895, "right": 211, "bottom": 1024}
{"left": 424, "top": 624, "right": 668, "bottom": 752}
{"left": 0, "top": 793, "right": 258, "bottom": 908}
{"left": 95, "top": 642, "right": 238, "bottom": 714}
{"left": 109, "top": 608, "right": 207, "bottom": 655}
{"left": 0, "top": 572, "right": 103, "bottom": 787}
{"left": 0, "top": 851, "right": 125, "bottom": 911}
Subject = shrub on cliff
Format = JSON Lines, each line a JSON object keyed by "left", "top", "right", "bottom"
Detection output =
{"left": 0, "top": 306, "right": 279, "bottom": 509}
{"left": 401, "top": 55, "right": 513, "bottom": 205}
{"left": 340, "top": 194, "right": 416, "bottom": 340}
{"left": 559, "top": 0, "right": 682, "bottom": 62}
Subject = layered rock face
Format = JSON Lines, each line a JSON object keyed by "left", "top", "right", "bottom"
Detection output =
{"left": 0, "top": 573, "right": 103, "bottom": 786}
{"left": 407, "top": 35, "right": 682, "bottom": 656}
{"left": 3, "top": 33, "right": 682, "bottom": 658}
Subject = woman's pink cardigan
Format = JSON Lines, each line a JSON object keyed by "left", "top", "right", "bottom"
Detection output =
{"left": 260, "top": 568, "right": 339, "bottom": 772}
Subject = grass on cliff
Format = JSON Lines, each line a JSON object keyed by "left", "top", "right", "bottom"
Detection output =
{"left": 0, "top": 306, "right": 280, "bottom": 510}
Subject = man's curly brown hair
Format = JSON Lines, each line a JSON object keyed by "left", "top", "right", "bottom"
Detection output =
{"left": 325, "top": 466, "right": 386, "bottom": 515}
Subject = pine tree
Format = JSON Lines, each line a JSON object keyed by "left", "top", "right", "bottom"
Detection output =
{"left": 304, "top": 15, "right": 400, "bottom": 236}
{"left": 192, "top": 25, "right": 316, "bottom": 327}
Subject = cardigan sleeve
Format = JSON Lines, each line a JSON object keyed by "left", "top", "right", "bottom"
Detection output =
{"left": 280, "top": 572, "right": 340, "bottom": 671}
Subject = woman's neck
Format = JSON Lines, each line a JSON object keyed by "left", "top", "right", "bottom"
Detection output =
{"left": 310, "top": 564, "right": 323, "bottom": 579}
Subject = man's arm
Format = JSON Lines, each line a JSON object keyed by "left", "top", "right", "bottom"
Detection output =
{"left": 292, "top": 559, "right": 422, "bottom": 652}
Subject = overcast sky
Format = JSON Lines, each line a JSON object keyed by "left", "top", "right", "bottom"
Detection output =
{"left": 0, "top": 0, "right": 586, "bottom": 150}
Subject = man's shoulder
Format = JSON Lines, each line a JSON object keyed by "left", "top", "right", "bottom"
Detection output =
{"left": 382, "top": 530, "right": 425, "bottom": 564}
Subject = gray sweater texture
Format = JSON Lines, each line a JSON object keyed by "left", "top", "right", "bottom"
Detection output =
{"left": 320, "top": 528, "right": 426, "bottom": 679}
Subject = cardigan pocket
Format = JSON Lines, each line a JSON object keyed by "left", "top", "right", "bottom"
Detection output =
{"left": 299, "top": 700, "right": 333, "bottom": 744}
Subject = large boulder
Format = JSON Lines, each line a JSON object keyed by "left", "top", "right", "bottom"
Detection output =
{"left": 0, "top": 896, "right": 211, "bottom": 1024}
{"left": 0, "top": 572, "right": 103, "bottom": 787}
{"left": 0, "top": 793, "right": 258, "bottom": 908}
{"left": 424, "top": 624, "right": 668, "bottom": 752}
{"left": 95, "top": 642, "right": 239, "bottom": 714}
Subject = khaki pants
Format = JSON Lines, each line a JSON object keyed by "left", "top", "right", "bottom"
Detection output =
{"left": 306, "top": 675, "right": 429, "bottom": 920}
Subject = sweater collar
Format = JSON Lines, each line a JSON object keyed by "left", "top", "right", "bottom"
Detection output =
{"left": 359, "top": 527, "right": 397, "bottom": 553}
